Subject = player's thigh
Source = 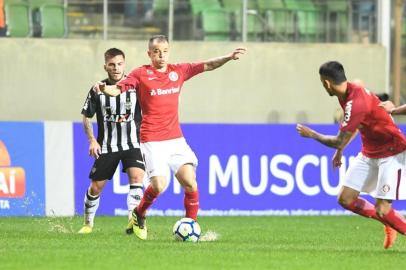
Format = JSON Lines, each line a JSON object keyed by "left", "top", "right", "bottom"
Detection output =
{"left": 89, "top": 152, "right": 120, "bottom": 180}
{"left": 121, "top": 148, "right": 145, "bottom": 176}
{"left": 168, "top": 138, "right": 198, "bottom": 176}
{"left": 343, "top": 153, "right": 378, "bottom": 194}
{"left": 140, "top": 141, "right": 170, "bottom": 178}
{"left": 376, "top": 151, "right": 406, "bottom": 200}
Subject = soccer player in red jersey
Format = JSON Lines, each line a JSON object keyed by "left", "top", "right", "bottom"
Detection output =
{"left": 297, "top": 61, "right": 406, "bottom": 249}
{"left": 98, "top": 35, "right": 246, "bottom": 239}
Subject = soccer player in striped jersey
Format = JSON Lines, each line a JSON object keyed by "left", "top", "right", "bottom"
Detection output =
{"left": 297, "top": 61, "right": 406, "bottom": 249}
{"left": 78, "top": 48, "right": 145, "bottom": 234}
{"left": 97, "top": 35, "right": 246, "bottom": 240}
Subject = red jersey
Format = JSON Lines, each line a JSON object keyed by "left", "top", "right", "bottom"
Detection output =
{"left": 118, "top": 63, "right": 204, "bottom": 142}
{"left": 339, "top": 82, "right": 406, "bottom": 158}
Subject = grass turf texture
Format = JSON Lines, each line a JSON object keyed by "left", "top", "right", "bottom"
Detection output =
{"left": 0, "top": 216, "right": 405, "bottom": 270}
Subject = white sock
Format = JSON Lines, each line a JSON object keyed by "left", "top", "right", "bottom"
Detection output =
{"left": 127, "top": 184, "right": 144, "bottom": 220}
{"left": 83, "top": 189, "right": 100, "bottom": 227}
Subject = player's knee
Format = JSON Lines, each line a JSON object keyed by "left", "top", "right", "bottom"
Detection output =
{"left": 151, "top": 180, "right": 166, "bottom": 193}
{"left": 128, "top": 175, "right": 144, "bottom": 185}
{"left": 182, "top": 180, "right": 197, "bottom": 192}
{"left": 89, "top": 186, "right": 102, "bottom": 196}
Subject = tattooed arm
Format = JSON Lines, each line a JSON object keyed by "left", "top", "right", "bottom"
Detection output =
{"left": 296, "top": 124, "right": 356, "bottom": 168}
{"left": 83, "top": 115, "right": 101, "bottom": 159}
{"left": 203, "top": 47, "right": 246, "bottom": 72}
{"left": 296, "top": 124, "right": 354, "bottom": 149}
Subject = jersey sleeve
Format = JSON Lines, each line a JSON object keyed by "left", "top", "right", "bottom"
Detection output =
{"left": 81, "top": 89, "right": 97, "bottom": 118}
{"left": 178, "top": 63, "right": 205, "bottom": 81}
{"left": 117, "top": 69, "right": 139, "bottom": 92}
{"left": 340, "top": 99, "right": 367, "bottom": 132}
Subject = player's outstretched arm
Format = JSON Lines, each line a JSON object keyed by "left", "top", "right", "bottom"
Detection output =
{"left": 93, "top": 82, "right": 121, "bottom": 97}
{"left": 296, "top": 124, "right": 354, "bottom": 150}
{"left": 380, "top": 101, "right": 406, "bottom": 115}
{"left": 82, "top": 115, "right": 101, "bottom": 159}
{"left": 203, "top": 47, "right": 246, "bottom": 71}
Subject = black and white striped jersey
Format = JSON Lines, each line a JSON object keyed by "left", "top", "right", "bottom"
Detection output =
{"left": 81, "top": 78, "right": 142, "bottom": 153}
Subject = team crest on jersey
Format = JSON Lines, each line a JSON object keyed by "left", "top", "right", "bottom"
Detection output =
{"left": 382, "top": 185, "right": 390, "bottom": 193}
{"left": 147, "top": 69, "right": 153, "bottom": 75}
{"left": 169, "top": 71, "right": 178, "bottom": 82}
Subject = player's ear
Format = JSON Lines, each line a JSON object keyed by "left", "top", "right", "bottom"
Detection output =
{"left": 325, "top": 79, "right": 331, "bottom": 89}
{"left": 103, "top": 64, "right": 107, "bottom": 72}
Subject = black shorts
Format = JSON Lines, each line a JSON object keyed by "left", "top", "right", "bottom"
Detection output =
{"left": 89, "top": 148, "right": 145, "bottom": 181}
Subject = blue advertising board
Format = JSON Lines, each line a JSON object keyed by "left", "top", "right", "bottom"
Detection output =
{"left": 0, "top": 122, "right": 45, "bottom": 216}
{"left": 74, "top": 124, "right": 406, "bottom": 216}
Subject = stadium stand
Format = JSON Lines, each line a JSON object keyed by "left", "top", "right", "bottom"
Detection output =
{"left": 28, "top": 0, "right": 66, "bottom": 37}
{"left": 222, "top": 0, "right": 263, "bottom": 41}
{"left": 0, "top": 0, "right": 6, "bottom": 36}
{"left": 284, "top": 0, "right": 324, "bottom": 42}
{"left": 325, "top": 0, "right": 349, "bottom": 42}
{"left": 0, "top": 0, "right": 377, "bottom": 43}
{"left": 201, "top": 8, "right": 230, "bottom": 41}
{"left": 40, "top": 4, "right": 66, "bottom": 37}
{"left": 4, "top": 0, "right": 31, "bottom": 37}
{"left": 257, "top": 0, "right": 293, "bottom": 41}
{"left": 152, "top": 0, "right": 169, "bottom": 14}
{"left": 190, "top": 0, "right": 221, "bottom": 15}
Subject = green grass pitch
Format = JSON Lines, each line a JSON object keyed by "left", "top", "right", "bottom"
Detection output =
{"left": 0, "top": 216, "right": 405, "bottom": 270}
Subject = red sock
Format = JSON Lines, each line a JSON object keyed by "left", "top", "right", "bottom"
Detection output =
{"left": 136, "top": 185, "right": 159, "bottom": 217}
{"left": 344, "top": 197, "right": 381, "bottom": 221}
{"left": 381, "top": 208, "right": 406, "bottom": 234}
{"left": 184, "top": 190, "right": 199, "bottom": 220}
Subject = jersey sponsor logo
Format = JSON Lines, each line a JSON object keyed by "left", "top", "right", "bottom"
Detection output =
{"left": 150, "top": 87, "right": 180, "bottom": 96}
{"left": 0, "top": 141, "right": 26, "bottom": 198}
{"left": 125, "top": 99, "right": 132, "bottom": 110}
{"left": 342, "top": 100, "right": 353, "bottom": 127}
{"left": 169, "top": 71, "right": 179, "bottom": 82}
{"left": 148, "top": 77, "right": 158, "bottom": 81}
{"left": 104, "top": 113, "right": 134, "bottom": 123}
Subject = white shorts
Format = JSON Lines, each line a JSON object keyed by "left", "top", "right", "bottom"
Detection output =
{"left": 140, "top": 137, "right": 198, "bottom": 178}
{"left": 344, "top": 151, "right": 406, "bottom": 200}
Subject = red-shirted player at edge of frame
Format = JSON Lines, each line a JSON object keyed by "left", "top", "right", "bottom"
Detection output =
{"left": 297, "top": 61, "right": 406, "bottom": 249}
{"left": 96, "top": 35, "right": 246, "bottom": 240}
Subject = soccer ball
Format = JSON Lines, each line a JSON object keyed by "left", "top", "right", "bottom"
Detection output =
{"left": 172, "top": 217, "right": 201, "bottom": 242}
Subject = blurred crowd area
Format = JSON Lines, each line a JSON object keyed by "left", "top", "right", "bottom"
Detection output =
{"left": 0, "top": 0, "right": 387, "bottom": 42}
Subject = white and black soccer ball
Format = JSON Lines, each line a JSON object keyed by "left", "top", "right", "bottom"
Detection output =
{"left": 172, "top": 217, "right": 201, "bottom": 242}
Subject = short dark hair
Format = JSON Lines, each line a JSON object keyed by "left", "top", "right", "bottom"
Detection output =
{"left": 148, "top": 35, "right": 169, "bottom": 49}
{"left": 319, "top": 61, "right": 347, "bottom": 84}
{"left": 104, "top": 48, "right": 125, "bottom": 62}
